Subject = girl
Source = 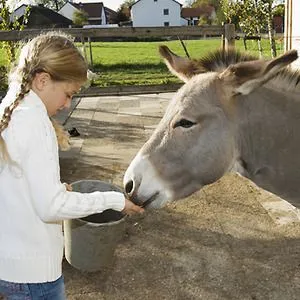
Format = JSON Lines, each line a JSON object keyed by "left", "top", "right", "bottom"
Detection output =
{"left": 0, "top": 32, "right": 143, "bottom": 299}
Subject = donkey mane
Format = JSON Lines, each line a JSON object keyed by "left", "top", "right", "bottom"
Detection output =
{"left": 197, "top": 48, "right": 300, "bottom": 92}
{"left": 195, "top": 48, "right": 257, "bottom": 72}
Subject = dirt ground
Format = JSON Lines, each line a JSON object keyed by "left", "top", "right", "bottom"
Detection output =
{"left": 59, "top": 94, "right": 300, "bottom": 300}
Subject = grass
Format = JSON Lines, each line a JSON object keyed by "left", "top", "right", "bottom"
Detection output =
{"left": 82, "top": 38, "right": 285, "bottom": 87}
{"left": 0, "top": 38, "right": 284, "bottom": 89}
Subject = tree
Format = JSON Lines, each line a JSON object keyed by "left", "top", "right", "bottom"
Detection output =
{"left": 121, "top": 0, "right": 136, "bottom": 7}
{"left": 112, "top": 0, "right": 135, "bottom": 24}
{"left": 263, "top": 0, "right": 277, "bottom": 57}
{"left": 219, "top": 0, "right": 240, "bottom": 26}
{"left": 238, "top": 0, "right": 265, "bottom": 56}
{"left": 220, "top": 0, "right": 278, "bottom": 58}
{"left": 184, "top": 0, "right": 194, "bottom": 6}
{"left": 0, "top": 0, "right": 30, "bottom": 65}
{"left": 273, "top": 4, "right": 284, "bottom": 16}
{"left": 186, "top": 0, "right": 219, "bottom": 9}
{"left": 35, "top": 0, "right": 66, "bottom": 11}
{"left": 73, "top": 9, "right": 88, "bottom": 26}
{"left": 111, "top": 10, "right": 130, "bottom": 24}
{"left": 0, "top": 0, "right": 30, "bottom": 91}
{"left": 191, "top": 0, "right": 210, "bottom": 7}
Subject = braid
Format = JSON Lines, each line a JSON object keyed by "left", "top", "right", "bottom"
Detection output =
{"left": 0, "top": 59, "right": 32, "bottom": 163}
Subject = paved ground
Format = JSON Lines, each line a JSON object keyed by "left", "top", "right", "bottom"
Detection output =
{"left": 58, "top": 93, "right": 300, "bottom": 300}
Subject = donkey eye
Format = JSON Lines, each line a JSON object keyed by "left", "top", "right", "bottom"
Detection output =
{"left": 173, "top": 119, "right": 196, "bottom": 129}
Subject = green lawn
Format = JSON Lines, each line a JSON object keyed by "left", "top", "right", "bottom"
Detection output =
{"left": 0, "top": 38, "right": 284, "bottom": 89}
{"left": 83, "top": 38, "right": 285, "bottom": 86}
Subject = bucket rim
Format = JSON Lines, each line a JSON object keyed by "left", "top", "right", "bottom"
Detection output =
{"left": 69, "top": 179, "right": 125, "bottom": 226}
{"left": 75, "top": 214, "right": 127, "bottom": 227}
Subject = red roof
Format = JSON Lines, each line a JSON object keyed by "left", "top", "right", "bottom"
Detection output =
{"left": 181, "top": 6, "right": 215, "bottom": 18}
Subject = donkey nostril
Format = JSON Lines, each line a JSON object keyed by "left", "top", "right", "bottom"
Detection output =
{"left": 125, "top": 180, "right": 134, "bottom": 195}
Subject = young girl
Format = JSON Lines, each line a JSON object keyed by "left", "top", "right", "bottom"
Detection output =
{"left": 0, "top": 32, "right": 143, "bottom": 299}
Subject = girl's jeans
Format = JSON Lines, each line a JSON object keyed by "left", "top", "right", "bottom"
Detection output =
{"left": 0, "top": 276, "right": 65, "bottom": 300}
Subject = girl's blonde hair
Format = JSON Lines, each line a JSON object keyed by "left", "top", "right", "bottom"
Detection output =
{"left": 0, "top": 31, "right": 88, "bottom": 163}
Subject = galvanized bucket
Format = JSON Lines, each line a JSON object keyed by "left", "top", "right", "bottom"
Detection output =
{"left": 64, "top": 180, "right": 126, "bottom": 272}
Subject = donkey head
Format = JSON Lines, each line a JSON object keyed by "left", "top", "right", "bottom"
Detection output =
{"left": 124, "top": 46, "right": 298, "bottom": 208}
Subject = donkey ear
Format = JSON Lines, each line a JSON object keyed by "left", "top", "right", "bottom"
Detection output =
{"left": 219, "top": 50, "right": 298, "bottom": 95}
{"left": 159, "top": 45, "right": 200, "bottom": 82}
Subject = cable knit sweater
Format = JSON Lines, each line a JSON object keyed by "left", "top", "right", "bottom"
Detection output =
{"left": 0, "top": 88, "right": 125, "bottom": 283}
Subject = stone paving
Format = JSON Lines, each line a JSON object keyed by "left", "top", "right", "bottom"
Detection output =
{"left": 57, "top": 93, "right": 300, "bottom": 300}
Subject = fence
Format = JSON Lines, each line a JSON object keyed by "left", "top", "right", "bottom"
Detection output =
{"left": 0, "top": 25, "right": 234, "bottom": 41}
{"left": 0, "top": 24, "right": 235, "bottom": 64}
{"left": 0, "top": 25, "right": 235, "bottom": 95}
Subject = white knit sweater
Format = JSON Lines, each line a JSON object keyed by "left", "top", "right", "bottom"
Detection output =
{"left": 0, "top": 89, "right": 125, "bottom": 283}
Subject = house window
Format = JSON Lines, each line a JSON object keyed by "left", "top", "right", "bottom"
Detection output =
{"left": 164, "top": 22, "right": 169, "bottom": 27}
{"left": 163, "top": 9, "right": 169, "bottom": 15}
{"left": 154, "top": 0, "right": 157, "bottom": 2}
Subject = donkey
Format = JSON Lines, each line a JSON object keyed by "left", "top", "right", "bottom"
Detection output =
{"left": 123, "top": 46, "right": 300, "bottom": 209}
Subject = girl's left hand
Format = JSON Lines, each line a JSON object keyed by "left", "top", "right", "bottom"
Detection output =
{"left": 122, "top": 198, "right": 144, "bottom": 216}
{"left": 64, "top": 183, "right": 73, "bottom": 191}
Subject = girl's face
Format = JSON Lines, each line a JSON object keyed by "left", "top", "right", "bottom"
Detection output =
{"left": 32, "top": 72, "right": 83, "bottom": 116}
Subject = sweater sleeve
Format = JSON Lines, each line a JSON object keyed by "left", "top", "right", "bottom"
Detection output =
{"left": 14, "top": 111, "right": 125, "bottom": 223}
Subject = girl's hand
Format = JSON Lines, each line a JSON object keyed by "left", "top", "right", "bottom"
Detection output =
{"left": 64, "top": 183, "right": 73, "bottom": 191}
{"left": 122, "top": 198, "right": 144, "bottom": 216}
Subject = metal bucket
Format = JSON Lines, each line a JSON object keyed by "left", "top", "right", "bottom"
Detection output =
{"left": 64, "top": 180, "right": 126, "bottom": 272}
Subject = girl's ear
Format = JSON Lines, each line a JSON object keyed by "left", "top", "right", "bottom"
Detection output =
{"left": 32, "top": 72, "right": 51, "bottom": 91}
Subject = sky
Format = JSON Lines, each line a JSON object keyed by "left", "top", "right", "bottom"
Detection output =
{"left": 104, "top": 0, "right": 133, "bottom": 11}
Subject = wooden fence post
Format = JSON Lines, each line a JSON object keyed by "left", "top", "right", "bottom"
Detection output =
{"left": 224, "top": 24, "right": 235, "bottom": 51}
{"left": 88, "top": 37, "right": 94, "bottom": 70}
{"left": 221, "top": 22, "right": 225, "bottom": 50}
{"left": 80, "top": 35, "right": 88, "bottom": 62}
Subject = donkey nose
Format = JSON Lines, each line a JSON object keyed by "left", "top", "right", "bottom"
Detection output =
{"left": 124, "top": 178, "right": 141, "bottom": 206}
{"left": 124, "top": 179, "right": 134, "bottom": 196}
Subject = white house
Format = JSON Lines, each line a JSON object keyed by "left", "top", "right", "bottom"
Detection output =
{"left": 59, "top": 1, "right": 116, "bottom": 25}
{"left": 131, "top": 0, "right": 187, "bottom": 27}
{"left": 285, "top": 0, "right": 300, "bottom": 68}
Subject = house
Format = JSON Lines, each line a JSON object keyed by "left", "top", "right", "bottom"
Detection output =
{"left": 12, "top": 4, "right": 72, "bottom": 28}
{"left": 104, "top": 6, "right": 118, "bottom": 24}
{"left": 59, "top": 1, "right": 117, "bottom": 25}
{"left": 273, "top": 15, "right": 283, "bottom": 33}
{"left": 131, "top": 0, "right": 187, "bottom": 27}
{"left": 181, "top": 6, "right": 216, "bottom": 26}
